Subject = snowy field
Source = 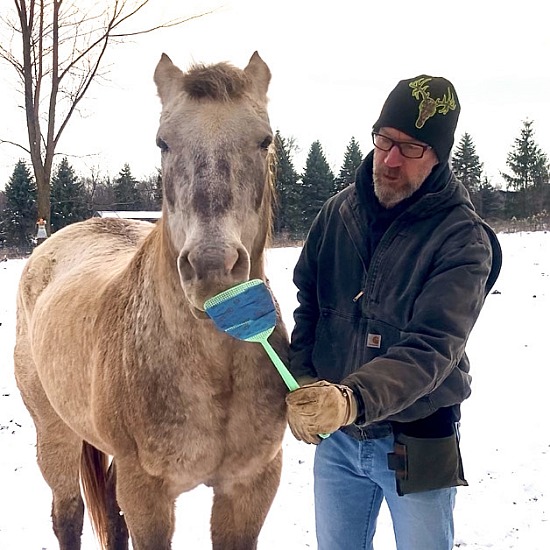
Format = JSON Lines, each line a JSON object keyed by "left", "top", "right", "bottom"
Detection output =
{"left": 1, "top": 231, "right": 549, "bottom": 549}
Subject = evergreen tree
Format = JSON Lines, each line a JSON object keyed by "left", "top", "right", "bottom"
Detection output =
{"left": 50, "top": 157, "right": 89, "bottom": 232}
{"left": 452, "top": 133, "right": 483, "bottom": 194}
{"left": 300, "top": 141, "right": 335, "bottom": 236}
{"left": 113, "top": 164, "right": 141, "bottom": 210}
{"left": 335, "top": 137, "right": 363, "bottom": 193}
{"left": 501, "top": 119, "right": 549, "bottom": 217}
{"left": 451, "top": 132, "right": 483, "bottom": 212}
{"left": 273, "top": 131, "right": 300, "bottom": 238}
{"left": 1, "top": 160, "right": 37, "bottom": 248}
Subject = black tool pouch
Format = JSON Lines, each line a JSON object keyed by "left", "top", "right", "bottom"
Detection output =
{"left": 387, "top": 428, "right": 468, "bottom": 496}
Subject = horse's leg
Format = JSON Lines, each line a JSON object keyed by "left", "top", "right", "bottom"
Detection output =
{"left": 14, "top": 351, "right": 85, "bottom": 549}
{"left": 211, "top": 450, "right": 282, "bottom": 550}
{"left": 106, "top": 460, "right": 130, "bottom": 550}
{"left": 114, "top": 457, "right": 175, "bottom": 550}
{"left": 35, "top": 423, "right": 85, "bottom": 550}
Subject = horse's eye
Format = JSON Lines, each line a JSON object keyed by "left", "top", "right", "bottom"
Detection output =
{"left": 259, "top": 136, "right": 272, "bottom": 150}
{"left": 156, "top": 137, "right": 169, "bottom": 152}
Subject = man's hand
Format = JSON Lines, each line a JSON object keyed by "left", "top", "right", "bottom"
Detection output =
{"left": 285, "top": 380, "right": 358, "bottom": 444}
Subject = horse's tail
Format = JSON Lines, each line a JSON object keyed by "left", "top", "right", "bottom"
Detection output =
{"left": 80, "top": 441, "right": 109, "bottom": 549}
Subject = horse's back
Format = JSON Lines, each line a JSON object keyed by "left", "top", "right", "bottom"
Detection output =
{"left": 18, "top": 218, "right": 154, "bottom": 314}
{"left": 27, "top": 217, "right": 153, "bottom": 279}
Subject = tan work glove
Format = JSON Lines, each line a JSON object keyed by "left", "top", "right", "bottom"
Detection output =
{"left": 285, "top": 380, "right": 358, "bottom": 444}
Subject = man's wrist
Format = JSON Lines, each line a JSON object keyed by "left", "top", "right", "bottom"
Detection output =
{"left": 344, "top": 384, "right": 364, "bottom": 425}
{"left": 336, "top": 384, "right": 359, "bottom": 426}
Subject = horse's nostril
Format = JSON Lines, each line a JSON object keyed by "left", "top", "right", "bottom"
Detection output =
{"left": 224, "top": 248, "right": 239, "bottom": 273}
{"left": 232, "top": 246, "right": 250, "bottom": 279}
{"left": 177, "top": 251, "right": 195, "bottom": 282}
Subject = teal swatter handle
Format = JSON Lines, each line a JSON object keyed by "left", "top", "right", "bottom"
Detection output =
{"left": 260, "top": 339, "right": 300, "bottom": 391}
{"left": 260, "top": 340, "right": 329, "bottom": 440}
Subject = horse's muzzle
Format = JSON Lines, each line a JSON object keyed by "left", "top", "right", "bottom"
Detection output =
{"left": 177, "top": 243, "right": 251, "bottom": 313}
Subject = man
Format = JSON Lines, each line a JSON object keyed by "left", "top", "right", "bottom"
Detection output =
{"left": 286, "top": 75, "right": 502, "bottom": 549}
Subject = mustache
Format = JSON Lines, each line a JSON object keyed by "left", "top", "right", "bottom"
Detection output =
{"left": 381, "top": 166, "right": 400, "bottom": 178}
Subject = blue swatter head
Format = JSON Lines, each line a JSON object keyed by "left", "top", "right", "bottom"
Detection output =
{"left": 204, "top": 279, "right": 277, "bottom": 341}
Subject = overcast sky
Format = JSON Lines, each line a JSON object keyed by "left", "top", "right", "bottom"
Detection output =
{"left": 1, "top": 0, "right": 549, "bottom": 189}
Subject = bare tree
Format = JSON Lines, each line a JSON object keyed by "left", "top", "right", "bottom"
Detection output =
{"left": 0, "top": 0, "right": 209, "bottom": 233}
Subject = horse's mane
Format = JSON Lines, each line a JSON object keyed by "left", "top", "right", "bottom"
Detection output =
{"left": 263, "top": 146, "right": 277, "bottom": 246}
{"left": 183, "top": 62, "right": 250, "bottom": 101}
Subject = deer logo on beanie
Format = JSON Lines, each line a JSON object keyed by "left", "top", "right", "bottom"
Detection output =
{"left": 409, "top": 77, "right": 457, "bottom": 129}
{"left": 373, "top": 74, "right": 460, "bottom": 162}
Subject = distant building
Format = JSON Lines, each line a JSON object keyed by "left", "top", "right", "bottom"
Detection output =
{"left": 94, "top": 211, "right": 162, "bottom": 223}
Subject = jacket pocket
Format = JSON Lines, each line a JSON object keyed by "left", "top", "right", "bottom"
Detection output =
{"left": 361, "top": 318, "right": 401, "bottom": 363}
{"left": 387, "top": 428, "right": 468, "bottom": 496}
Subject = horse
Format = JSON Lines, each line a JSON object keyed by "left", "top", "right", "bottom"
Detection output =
{"left": 14, "top": 51, "right": 289, "bottom": 550}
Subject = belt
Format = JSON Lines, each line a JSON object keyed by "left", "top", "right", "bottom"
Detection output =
{"left": 341, "top": 421, "right": 393, "bottom": 440}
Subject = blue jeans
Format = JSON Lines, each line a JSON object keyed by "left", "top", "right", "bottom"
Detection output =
{"left": 314, "top": 430, "right": 456, "bottom": 550}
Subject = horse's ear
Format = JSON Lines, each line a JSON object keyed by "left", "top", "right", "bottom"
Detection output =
{"left": 244, "top": 51, "right": 271, "bottom": 99}
{"left": 154, "top": 53, "right": 185, "bottom": 103}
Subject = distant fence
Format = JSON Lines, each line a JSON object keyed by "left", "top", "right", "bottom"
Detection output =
{"left": 489, "top": 211, "right": 549, "bottom": 234}
{"left": 0, "top": 245, "right": 33, "bottom": 259}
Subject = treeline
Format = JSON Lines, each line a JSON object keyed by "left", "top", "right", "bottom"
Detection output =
{"left": 1, "top": 119, "right": 549, "bottom": 250}
{"left": 0, "top": 160, "right": 162, "bottom": 250}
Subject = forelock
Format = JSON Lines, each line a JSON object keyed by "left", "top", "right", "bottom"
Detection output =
{"left": 182, "top": 62, "right": 250, "bottom": 101}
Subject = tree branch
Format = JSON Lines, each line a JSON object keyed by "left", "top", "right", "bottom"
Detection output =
{"left": 110, "top": 11, "right": 216, "bottom": 38}
{"left": 0, "top": 138, "right": 31, "bottom": 155}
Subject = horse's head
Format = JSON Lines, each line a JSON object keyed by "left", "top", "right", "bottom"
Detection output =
{"left": 154, "top": 52, "right": 274, "bottom": 317}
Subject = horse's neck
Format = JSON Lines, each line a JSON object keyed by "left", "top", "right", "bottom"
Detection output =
{"left": 249, "top": 251, "right": 266, "bottom": 281}
{"left": 249, "top": 224, "right": 269, "bottom": 281}
{"left": 126, "top": 222, "right": 191, "bottom": 329}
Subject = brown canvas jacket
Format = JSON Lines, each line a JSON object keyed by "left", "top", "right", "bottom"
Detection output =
{"left": 289, "top": 157, "right": 502, "bottom": 426}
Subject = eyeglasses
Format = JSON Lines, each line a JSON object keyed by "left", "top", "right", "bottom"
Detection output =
{"left": 371, "top": 132, "right": 431, "bottom": 159}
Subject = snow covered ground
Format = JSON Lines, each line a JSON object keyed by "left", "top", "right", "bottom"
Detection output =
{"left": 1, "top": 231, "right": 549, "bottom": 549}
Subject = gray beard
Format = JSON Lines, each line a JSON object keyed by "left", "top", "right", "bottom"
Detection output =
{"left": 373, "top": 177, "right": 417, "bottom": 209}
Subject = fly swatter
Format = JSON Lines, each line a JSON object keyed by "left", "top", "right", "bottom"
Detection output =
{"left": 204, "top": 279, "right": 299, "bottom": 391}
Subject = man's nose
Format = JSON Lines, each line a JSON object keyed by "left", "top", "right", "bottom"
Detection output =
{"left": 384, "top": 144, "right": 405, "bottom": 167}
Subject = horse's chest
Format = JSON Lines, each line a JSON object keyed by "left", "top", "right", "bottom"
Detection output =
{"left": 124, "top": 351, "right": 286, "bottom": 484}
{"left": 133, "top": 389, "right": 282, "bottom": 487}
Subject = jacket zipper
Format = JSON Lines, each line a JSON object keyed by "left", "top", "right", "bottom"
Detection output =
{"left": 352, "top": 290, "right": 365, "bottom": 302}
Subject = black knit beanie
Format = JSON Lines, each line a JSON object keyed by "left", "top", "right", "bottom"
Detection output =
{"left": 373, "top": 75, "right": 460, "bottom": 162}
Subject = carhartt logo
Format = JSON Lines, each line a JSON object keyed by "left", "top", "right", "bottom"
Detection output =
{"left": 367, "top": 334, "right": 381, "bottom": 348}
{"left": 408, "top": 77, "right": 457, "bottom": 129}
